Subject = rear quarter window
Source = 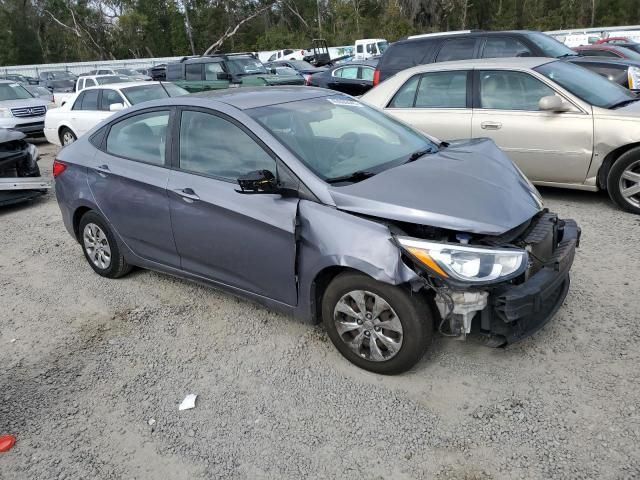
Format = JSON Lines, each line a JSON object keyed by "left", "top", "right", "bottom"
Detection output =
{"left": 380, "top": 41, "right": 432, "bottom": 72}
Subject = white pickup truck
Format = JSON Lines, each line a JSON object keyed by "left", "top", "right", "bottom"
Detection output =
{"left": 53, "top": 74, "right": 132, "bottom": 107}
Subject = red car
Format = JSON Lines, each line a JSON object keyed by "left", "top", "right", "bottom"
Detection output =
{"left": 574, "top": 44, "right": 640, "bottom": 59}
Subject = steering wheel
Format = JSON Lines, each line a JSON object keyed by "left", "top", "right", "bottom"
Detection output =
{"left": 328, "top": 132, "right": 359, "bottom": 167}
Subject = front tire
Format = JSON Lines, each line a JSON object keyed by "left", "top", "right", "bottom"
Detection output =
{"left": 322, "top": 272, "right": 433, "bottom": 375}
{"left": 607, "top": 148, "right": 640, "bottom": 214}
{"left": 79, "top": 211, "right": 132, "bottom": 278}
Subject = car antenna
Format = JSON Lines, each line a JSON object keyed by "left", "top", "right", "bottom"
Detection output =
{"left": 158, "top": 80, "right": 170, "bottom": 96}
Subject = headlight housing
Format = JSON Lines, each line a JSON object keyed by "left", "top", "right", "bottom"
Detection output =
{"left": 0, "top": 108, "right": 13, "bottom": 118}
{"left": 628, "top": 66, "right": 640, "bottom": 90}
{"left": 396, "top": 236, "right": 527, "bottom": 284}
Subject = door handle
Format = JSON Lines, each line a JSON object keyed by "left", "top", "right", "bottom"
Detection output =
{"left": 95, "top": 164, "right": 110, "bottom": 177}
{"left": 481, "top": 121, "right": 502, "bottom": 130}
{"left": 174, "top": 187, "right": 200, "bottom": 203}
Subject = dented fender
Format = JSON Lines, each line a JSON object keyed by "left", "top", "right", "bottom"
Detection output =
{"left": 293, "top": 200, "right": 421, "bottom": 323}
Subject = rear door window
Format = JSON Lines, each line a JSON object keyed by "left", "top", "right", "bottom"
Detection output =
{"left": 482, "top": 37, "right": 533, "bottom": 58}
{"left": 80, "top": 89, "right": 99, "bottom": 110}
{"left": 415, "top": 71, "right": 468, "bottom": 108}
{"left": 334, "top": 67, "right": 358, "bottom": 79}
{"left": 106, "top": 111, "right": 170, "bottom": 165}
{"left": 72, "top": 92, "right": 86, "bottom": 110}
{"left": 185, "top": 64, "right": 203, "bottom": 80}
{"left": 436, "top": 38, "right": 478, "bottom": 62}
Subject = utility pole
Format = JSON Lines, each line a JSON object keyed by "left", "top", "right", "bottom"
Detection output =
{"left": 317, "top": 0, "right": 322, "bottom": 33}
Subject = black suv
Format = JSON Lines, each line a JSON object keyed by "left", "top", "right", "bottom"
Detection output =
{"left": 374, "top": 30, "right": 578, "bottom": 85}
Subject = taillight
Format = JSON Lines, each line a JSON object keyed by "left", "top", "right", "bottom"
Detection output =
{"left": 373, "top": 69, "right": 381, "bottom": 86}
{"left": 53, "top": 160, "right": 67, "bottom": 178}
{"left": 304, "top": 74, "right": 311, "bottom": 86}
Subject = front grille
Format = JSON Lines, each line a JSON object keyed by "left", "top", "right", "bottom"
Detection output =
{"left": 11, "top": 106, "right": 46, "bottom": 118}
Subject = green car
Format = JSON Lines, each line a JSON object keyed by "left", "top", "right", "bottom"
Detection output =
{"left": 166, "top": 53, "right": 305, "bottom": 93}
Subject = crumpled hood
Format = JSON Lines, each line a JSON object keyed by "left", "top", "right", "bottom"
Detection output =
{"left": 329, "top": 138, "right": 543, "bottom": 235}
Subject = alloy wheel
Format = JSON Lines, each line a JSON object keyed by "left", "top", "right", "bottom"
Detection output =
{"left": 333, "top": 290, "right": 403, "bottom": 362}
{"left": 83, "top": 223, "right": 111, "bottom": 269}
{"left": 62, "top": 131, "right": 75, "bottom": 146}
{"left": 619, "top": 159, "right": 640, "bottom": 209}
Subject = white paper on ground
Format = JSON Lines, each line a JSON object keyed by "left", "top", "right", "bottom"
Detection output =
{"left": 179, "top": 394, "right": 197, "bottom": 411}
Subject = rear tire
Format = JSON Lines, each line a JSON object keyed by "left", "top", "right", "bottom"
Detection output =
{"left": 321, "top": 272, "right": 433, "bottom": 375}
{"left": 607, "top": 147, "right": 640, "bottom": 214}
{"left": 59, "top": 127, "right": 77, "bottom": 146}
{"left": 78, "top": 211, "right": 132, "bottom": 279}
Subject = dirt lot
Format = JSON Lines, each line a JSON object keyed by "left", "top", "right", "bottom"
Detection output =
{"left": 1, "top": 141, "right": 639, "bottom": 480}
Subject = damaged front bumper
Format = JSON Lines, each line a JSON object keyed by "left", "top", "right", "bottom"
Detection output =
{"left": 428, "top": 214, "right": 580, "bottom": 346}
{"left": 482, "top": 219, "right": 579, "bottom": 345}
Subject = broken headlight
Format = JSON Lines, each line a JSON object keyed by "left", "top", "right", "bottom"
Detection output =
{"left": 396, "top": 237, "right": 527, "bottom": 283}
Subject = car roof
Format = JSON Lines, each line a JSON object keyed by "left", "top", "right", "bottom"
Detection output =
{"left": 570, "top": 56, "right": 640, "bottom": 67}
{"left": 396, "top": 56, "right": 556, "bottom": 72}
{"left": 396, "top": 29, "right": 538, "bottom": 44}
{"left": 82, "top": 81, "right": 160, "bottom": 91}
{"left": 188, "top": 86, "right": 336, "bottom": 110}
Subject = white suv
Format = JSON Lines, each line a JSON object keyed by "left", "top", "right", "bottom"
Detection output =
{"left": 0, "top": 80, "right": 50, "bottom": 137}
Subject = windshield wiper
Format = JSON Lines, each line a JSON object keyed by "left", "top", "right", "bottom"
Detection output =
{"left": 325, "top": 170, "right": 376, "bottom": 184}
{"left": 557, "top": 53, "right": 580, "bottom": 58}
{"left": 404, "top": 147, "right": 438, "bottom": 164}
{"left": 609, "top": 98, "right": 640, "bottom": 109}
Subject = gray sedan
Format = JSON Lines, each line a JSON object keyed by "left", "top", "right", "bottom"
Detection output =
{"left": 53, "top": 88, "right": 579, "bottom": 374}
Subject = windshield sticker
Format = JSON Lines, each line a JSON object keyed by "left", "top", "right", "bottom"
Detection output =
{"left": 327, "top": 97, "right": 364, "bottom": 107}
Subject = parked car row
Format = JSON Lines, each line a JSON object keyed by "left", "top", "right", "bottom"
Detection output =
{"left": 44, "top": 81, "right": 187, "bottom": 146}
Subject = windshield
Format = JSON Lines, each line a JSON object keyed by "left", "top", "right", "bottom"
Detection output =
{"left": 247, "top": 95, "right": 438, "bottom": 182}
{"left": 613, "top": 46, "right": 640, "bottom": 60}
{"left": 535, "top": 60, "right": 634, "bottom": 108}
{"left": 96, "top": 75, "right": 132, "bottom": 85}
{"left": 525, "top": 32, "right": 578, "bottom": 57}
{"left": 288, "top": 60, "right": 315, "bottom": 70}
{"left": 227, "top": 58, "right": 267, "bottom": 75}
{"left": 116, "top": 69, "right": 139, "bottom": 76}
{"left": 121, "top": 83, "right": 188, "bottom": 104}
{"left": 377, "top": 41, "right": 389, "bottom": 53}
{"left": 48, "top": 71, "right": 75, "bottom": 79}
{"left": 0, "top": 83, "right": 33, "bottom": 100}
{"left": 275, "top": 67, "right": 299, "bottom": 76}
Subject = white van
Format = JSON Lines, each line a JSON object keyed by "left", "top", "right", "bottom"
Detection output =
{"left": 354, "top": 39, "right": 389, "bottom": 60}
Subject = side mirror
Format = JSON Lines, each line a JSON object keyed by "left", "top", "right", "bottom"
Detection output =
{"left": 217, "top": 72, "right": 232, "bottom": 81}
{"left": 270, "top": 68, "right": 277, "bottom": 74}
{"left": 237, "top": 170, "right": 278, "bottom": 194}
{"left": 109, "top": 102, "right": 125, "bottom": 112}
{"left": 539, "top": 95, "right": 569, "bottom": 112}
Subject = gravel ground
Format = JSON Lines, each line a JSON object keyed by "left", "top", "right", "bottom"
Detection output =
{"left": 1, "top": 142, "right": 639, "bottom": 480}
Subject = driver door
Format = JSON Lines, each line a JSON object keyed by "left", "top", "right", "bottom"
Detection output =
{"left": 167, "top": 108, "right": 299, "bottom": 305}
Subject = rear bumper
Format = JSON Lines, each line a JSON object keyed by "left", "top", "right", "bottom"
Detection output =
{"left": 481, "top": 219, "right": 580, "bottom": 344}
